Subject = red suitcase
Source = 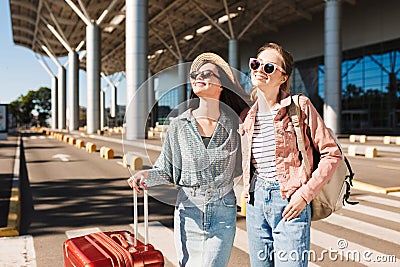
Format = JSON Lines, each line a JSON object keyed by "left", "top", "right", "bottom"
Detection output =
{"left": 63, "top": 190, "right": 164, "bottom": 267}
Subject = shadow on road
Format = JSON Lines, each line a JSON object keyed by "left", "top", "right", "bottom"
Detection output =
{"left": 26, "top": 177, "right": 174, "bottom": 236}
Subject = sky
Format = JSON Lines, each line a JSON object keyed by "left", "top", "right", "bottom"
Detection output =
{"left": 0, "top": 1, "right": 126, "bottom": 107}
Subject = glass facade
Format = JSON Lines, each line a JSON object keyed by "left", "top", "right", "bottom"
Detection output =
{"left": 293, "top": 41, "right": 400, "bottom": 135}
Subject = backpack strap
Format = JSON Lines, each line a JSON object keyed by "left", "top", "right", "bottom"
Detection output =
{"left": 288, "top": 94, "right": 312, "bottom": 178}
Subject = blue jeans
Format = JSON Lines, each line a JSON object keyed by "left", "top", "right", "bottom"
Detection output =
{"left": 246, "top": 179, "right": 311, "bottom": 267}
{"left": 174, "top": 188, "right": 237, "bottom": 267}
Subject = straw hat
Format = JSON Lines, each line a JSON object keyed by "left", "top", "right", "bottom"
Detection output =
{"left": 190, "top": 52, "right": 237, "bottom": 85}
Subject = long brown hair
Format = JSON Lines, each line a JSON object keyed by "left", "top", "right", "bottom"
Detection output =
{"left": 189, "top": 62, "right": 250, "bottom": 116}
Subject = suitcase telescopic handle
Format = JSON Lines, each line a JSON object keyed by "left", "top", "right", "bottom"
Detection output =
{"left": 133, "top": 189, "right": 149, "bottom": 245}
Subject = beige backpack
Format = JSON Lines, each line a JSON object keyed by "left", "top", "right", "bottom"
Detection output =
{"left": 288, "top": 94, "right": 357, "bottom": 221}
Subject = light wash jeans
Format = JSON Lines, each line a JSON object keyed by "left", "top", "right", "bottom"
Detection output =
{"left": 174, "top": 187, "right": 237, "bottom": 267}
{"left": 246, "top": 179, "right": 311, "bottom": 267}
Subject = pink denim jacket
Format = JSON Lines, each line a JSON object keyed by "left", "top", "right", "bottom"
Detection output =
{"left": 239, "top": 91, "right": 342, "bottom": 203}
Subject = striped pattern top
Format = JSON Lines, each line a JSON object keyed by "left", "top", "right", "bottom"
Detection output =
{"left": 251, "top": 109, "right": 278, "bottom": 182}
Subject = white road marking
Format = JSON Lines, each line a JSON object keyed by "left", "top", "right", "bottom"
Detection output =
{"left": 322, "top": 213, "right": 400, "bottom": 245}
{"left": 388, "top": 191, "right": 400, "bottom": 197}
{"left": 342, "top": 203, "right": 400, "bottom": 223}
{"left": 234, "top": 226, "right": 249, "bottom": 253}
{"left": 356, "top": 195, "right": 400, "bottom": 208}
{"left": 52, "top": 154, "right": 70, "bottom": 162}
{"left": 311, "top": 229, "right": 398, "bottom": 266}
{"left": 0, "top": 235, "right": 36, "bottom": 266}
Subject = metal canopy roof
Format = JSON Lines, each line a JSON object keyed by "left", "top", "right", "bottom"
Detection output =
{"left": 9, "top": 0, "right": 330, "bottom": 75}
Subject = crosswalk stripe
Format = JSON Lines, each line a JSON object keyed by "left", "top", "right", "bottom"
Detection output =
{"left": 388, "top": 191, "right": 400, "bottom": 197}
{"left": 131, "top": 222, "right": 178, "bottom": 266}
{"left": 342, "top": 203, "right": 400, "bottom": 223}
{"left": 356, "top": 195, "right": 400, "bottom": 208}
{"left": 0, "top": 235, "right": 36, "bottom": 266}
{"left": 322, "top": 213, "right": 400, "bottom": 245}
{"left": 311, "top": 228, "right": 398, "bottom": 266}
{"left": 234, "top": 225, "right": 249, "bottom": 253}
{"left": 65, "top": 227, "right": 101, "bottom": 239}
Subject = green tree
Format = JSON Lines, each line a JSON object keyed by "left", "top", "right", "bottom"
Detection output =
{"left": 33, "top": 87, "right": 51, "bottom": 126}
{"left": 8, "top": 87, "right": 51, "bottom": 127}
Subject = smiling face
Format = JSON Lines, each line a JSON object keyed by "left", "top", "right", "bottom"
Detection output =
{"left": 250, "top": 48, "right": 287, "bottom": 92}
{"left": 190, "top": 63, "right": 223, "bottom": 100}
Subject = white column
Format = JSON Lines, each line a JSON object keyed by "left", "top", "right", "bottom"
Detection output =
{"left": 57, "top": 66, "right": 66, "bottom": 130}
{"left": 126, "top": 0, "right": 148, "bottom": 140}
{"left": 324, "top": 0, "right": 342, "bottom": 133}
{"left": 111, "top": 85, "right": 117, "bottom": 118}
{"left": 68, "top": 51, "right": 79, "bottom": 131}
{"left": 100, "top": 89, "right": 105, "bottom": 129}
{"left": 51, "top": 76, "right": 58, "bottom": 130}
{"left": 86, "top": 23, "right": 101, "bottom": 134}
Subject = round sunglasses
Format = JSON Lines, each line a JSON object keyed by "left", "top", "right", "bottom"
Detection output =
{"left": 189, "top": 70, "right": 220, "bottom": 80}
{"left": 249, "top": 58, "right": 286, "bottom": 74}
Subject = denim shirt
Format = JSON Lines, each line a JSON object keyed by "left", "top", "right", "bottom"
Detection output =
{"left": 146, "top": 108, "right": 242, "bottom": 190}
{"left": 239, "top": 91, "right": 342, "bottom": 203}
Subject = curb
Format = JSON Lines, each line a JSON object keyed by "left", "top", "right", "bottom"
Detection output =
{"left": 0, "top": 137, "right": 21, "bottom": 236}
{"left": 352, "top": 180, "right": 400, "bottom": 194}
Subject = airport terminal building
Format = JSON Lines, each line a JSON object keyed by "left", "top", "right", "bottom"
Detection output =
{"left": 9, "top": 0, "right": 400, "bottom": 137}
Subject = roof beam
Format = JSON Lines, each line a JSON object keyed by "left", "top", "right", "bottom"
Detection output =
{"left": 41, "top": 16, "right": 73, "bottom": 52}
{"left": 150, "top": 27, "right": 180, "bottom": 60}
{"left": 43, "top": 0, "right": 69, "bottom": 46}
{"left": 64, "top": 0, "right": 91, "bottom": 26}
{"left": 238, "top": 0, "right": 273, "bottom": 39}
{"left": 96, "top": 0, "right": 120, "bottom": 25}
{"left": 222, "top": 0, "right": 234, "bottom": 39}
{"left": 35, "top": 54, "right": 55, "bottom": 77}
{"left": 31, "top": 0, "right": 43, "bottom": 50}
{"left": 167, "top": 16, "right": 182, "bottom": 59}
{"left": 190, "top": 0, "right": 230, "bottom": 40}
{"left": 282, "top": 0, "right": 312, "bottom": 21}
{"left": 13, "top": 25, "right": 34, "bottom": 36}
{"left": 77, "top": 0, "right": 91, "bottom": 22}
{"left": 10, "top": 0, "right": 37, "bottom": 13}
{"left": 185, "top": 35, "right": 205, "bottom": 59}
{"left": 149, "top": 0, "right": 181, "bottom": 24}
{"left": 11, "top": 14, "right": 36, "bottom": 25}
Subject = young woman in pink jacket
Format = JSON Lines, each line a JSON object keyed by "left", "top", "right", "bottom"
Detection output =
{"left": 240, "top": 43, "right": 342, "bottom": 266}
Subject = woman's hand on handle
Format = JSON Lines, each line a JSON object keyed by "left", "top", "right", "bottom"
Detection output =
{"left": 127, "top": 170, "right": 149, "bottom": 193}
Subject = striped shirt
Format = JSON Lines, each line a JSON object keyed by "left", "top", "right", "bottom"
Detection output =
{"left": 251, "top": 109, "right": 278, "bottom": 182}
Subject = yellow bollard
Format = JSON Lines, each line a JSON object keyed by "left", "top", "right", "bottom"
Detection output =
{"left": 86, "top": 142, "right": 96, "bottom": 153}
{"left": 123, "top": 153, "right": 143, "bottom": 170}
{"left": 75, "top": 139, "right": 85, "bottom": 149}
{"left": 100, "top": 147, "right": 114, "bottom": 159}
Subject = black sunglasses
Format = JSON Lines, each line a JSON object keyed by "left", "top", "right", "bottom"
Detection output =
{"left": 249, "top": 58, "right": 286, "bottom": 74}
{"left": 189, "top": 70, "right": 220, "bottom": 80}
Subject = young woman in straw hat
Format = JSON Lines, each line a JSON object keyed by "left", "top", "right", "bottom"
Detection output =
{"left": 239, "top": 43, "right": 342, "bottom": 266}
{"left": 128, "top": 52, "right": 249, "bottom": 266}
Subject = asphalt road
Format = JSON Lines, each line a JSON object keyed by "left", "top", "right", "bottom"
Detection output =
{"left": 2, "top": 131, "right": 399, "bottom": 266}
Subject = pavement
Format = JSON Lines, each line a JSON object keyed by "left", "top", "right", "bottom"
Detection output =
{"left": 0, "top": 129, "right": 400, "bottom": 266}
{"left": 1, "top": 130, "right": 400, "bottom": 237}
